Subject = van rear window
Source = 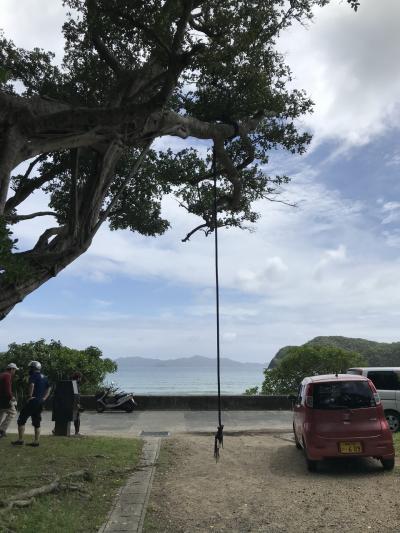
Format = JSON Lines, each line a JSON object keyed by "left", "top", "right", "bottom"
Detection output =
{"left": 313, "top": 381, "right": 375, "bottom": 410}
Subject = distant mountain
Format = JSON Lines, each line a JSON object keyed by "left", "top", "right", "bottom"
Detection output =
{"left": 115, "top": 355, "right": 265, "bottom": 371}
{"left": 268, "top": 336, "right": 400, "bottom": 369}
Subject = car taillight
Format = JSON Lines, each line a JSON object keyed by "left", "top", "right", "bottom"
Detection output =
{"left": 381, "top": 418, "right": 390, "bottom": 431}
{"left": 373, "top": 392, "right": 381, "bottom": 405}
{"left": 367, "top": 379, "right": 381, "bottom": 406}
{"left": 305, "top": 384, "right": 313, "bottom": 408}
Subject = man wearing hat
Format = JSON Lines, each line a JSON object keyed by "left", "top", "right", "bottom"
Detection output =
{"left": 0, "top": 363, "right": 19, "bottom": 438}
{"left": 12, "top": 361, "right": 51, "bottom": 447}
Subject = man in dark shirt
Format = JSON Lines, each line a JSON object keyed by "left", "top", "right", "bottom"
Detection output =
{"left": 0, "top": 363, "right": 18, "bottom": 437}
{"left": 12, "top": 360, "right": 51, "bottom": 447}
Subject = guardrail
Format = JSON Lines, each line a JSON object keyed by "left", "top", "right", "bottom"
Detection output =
{"left": 77, "top": 394, "right": 292, "bottom": 410}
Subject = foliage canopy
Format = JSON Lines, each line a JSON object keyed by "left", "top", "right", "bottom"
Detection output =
{"left": 268, "top": 335, "right": 400, "bottom": 369}
{"left": 0, "top": 339, "right": 116, "bottom": 402}
{"left": 261, "top": 344, "right": 366, "bottom": 395}
{"left": 0, "top": 0, "right": 359, "bottom": 318}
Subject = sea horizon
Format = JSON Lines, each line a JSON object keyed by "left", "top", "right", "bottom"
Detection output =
{"left": 108, "top": 366, "right": 264, "bottom": 395}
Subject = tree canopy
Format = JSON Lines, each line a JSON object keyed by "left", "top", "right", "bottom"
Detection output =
{"left": 0, "top": 339, "right": 116, "bottom": 402}
{"left": 268, "top": 335, "right": 400, "bottom": 369}
{"left": 261, "top": 344, "right": 366, "bottom": 395}
{"left": 0, "top": 0, "right": 359, "bottom": 318}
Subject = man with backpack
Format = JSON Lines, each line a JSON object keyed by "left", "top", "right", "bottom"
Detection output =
{"left": 12, "top": 361, "right": 51, "bottom": 447}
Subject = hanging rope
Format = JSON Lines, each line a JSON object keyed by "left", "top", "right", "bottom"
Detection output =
{"left": 213, "top": 146, "right": 224, "bottom": 461}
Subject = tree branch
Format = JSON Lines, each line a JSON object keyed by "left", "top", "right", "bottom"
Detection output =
{"left": 92, "top": 34, "right": 124, "bottom": 74}
{"left": 172, "top": 0, "right": 193, "bottom": 53}
{"left": 213, "top": 137, "right": 242, "bottom": 211}
{"left": 7, "top": 211, "right": 58, "bottom": 223}
{"left": 262, "top": 195, "right": 296, "bottom": 208}
{"left": 156, "top": 110, "right": 268, "bottom": 141}
{"left": 181, "top": 223, "right": 208, "bottom": 242}
{"left": 33, "top": 227, "right": 63, "bottom": 251}
{"left": 86, "top": 0, "right": 124, "bottom": 74}
{"left": 94, "top": 141, "right": 152, "bottom": 232}
{"left": 21, "top": 154, "right": 47, "bottom": 180}
{"left": 69, "top": 148, "right": 79, "bottom": 238}
{"left": 5, "top": 169, "right": 55, "bottom": 214}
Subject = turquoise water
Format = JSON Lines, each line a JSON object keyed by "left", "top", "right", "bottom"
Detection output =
{"left": 108, "top": 367, "right": 264, "bottom": 395}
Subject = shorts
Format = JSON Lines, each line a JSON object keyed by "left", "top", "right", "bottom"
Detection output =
{"left": 18, "top": 399, "right": 43, "bottom": 428}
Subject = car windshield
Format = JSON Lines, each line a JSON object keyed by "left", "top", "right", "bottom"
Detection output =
{"left": 313, "top": 381, "right": 375, "bottom": 410}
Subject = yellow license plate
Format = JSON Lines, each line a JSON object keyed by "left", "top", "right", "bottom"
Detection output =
{"left": 339, "top": 442, "right": 362, "bottom": 454}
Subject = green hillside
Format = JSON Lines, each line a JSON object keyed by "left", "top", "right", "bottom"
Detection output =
{"left": 268, "top": 336, "right": 400, "bottom": 369}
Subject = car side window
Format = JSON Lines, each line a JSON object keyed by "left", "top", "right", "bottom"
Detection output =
{"left": 367, "top": 371, "right": 399, "bottom": 391}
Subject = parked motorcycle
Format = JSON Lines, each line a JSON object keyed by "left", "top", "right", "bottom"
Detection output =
{"left": 95, "top": 384, "right": 137, "bottom": 413}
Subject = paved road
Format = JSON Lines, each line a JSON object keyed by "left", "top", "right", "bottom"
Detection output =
{"left": 18, "top": 410, "right": 293, "bottom": 437}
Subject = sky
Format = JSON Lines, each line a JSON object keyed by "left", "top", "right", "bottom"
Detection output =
{"left": 1, "top": 0, "right": 400, "bottom": 364}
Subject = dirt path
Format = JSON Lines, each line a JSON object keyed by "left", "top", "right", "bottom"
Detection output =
{"left": 145, "top": 433, "right": 400, "bottom": 532}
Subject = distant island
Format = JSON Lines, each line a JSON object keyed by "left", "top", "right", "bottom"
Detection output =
{"left": 114, "top": 355, "right": 265, "bottom": 371}
{"left": 268, "top": 336, "right": 400, "bottom": 369}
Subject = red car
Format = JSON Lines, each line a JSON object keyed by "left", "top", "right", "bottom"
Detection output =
{"left": 292, "top": 374, "right": 395, "bottom": 472}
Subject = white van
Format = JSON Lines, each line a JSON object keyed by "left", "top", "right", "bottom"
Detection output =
{"left": 347, "top": 367, "right": 400, "bottom": 432}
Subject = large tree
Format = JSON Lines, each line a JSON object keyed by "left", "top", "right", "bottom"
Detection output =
{"left": 0, "top": 0, "right": 359, "bottom": 319}
{"left": 0, "top": 339, "right": 116, "bottom": 402}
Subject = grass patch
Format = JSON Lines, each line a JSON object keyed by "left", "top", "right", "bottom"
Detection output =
{"left": 0, "top": 434, "right": 142, "bottom": 533}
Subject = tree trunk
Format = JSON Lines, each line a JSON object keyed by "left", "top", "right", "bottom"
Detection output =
{"left": 0, "top": 126, "right": 22, "bottom": 214}
{"left": 0, "top": 237, "right": 92, "bottom": 320}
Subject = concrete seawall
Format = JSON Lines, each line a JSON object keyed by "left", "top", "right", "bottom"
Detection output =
{"left": 78, "top": 395, "right": 292, "bottom": 410}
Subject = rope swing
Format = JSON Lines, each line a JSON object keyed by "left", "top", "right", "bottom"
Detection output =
{"left": 213, "top": 146, "right": 224, "bottom": 461}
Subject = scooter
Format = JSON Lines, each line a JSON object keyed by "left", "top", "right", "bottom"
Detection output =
{"left": 95, "top": 384, "right": 137, "bottom": 413}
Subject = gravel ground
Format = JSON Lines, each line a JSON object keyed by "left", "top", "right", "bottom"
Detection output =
{"left": 145, "top": 433, "right": 400, "bottom": 533}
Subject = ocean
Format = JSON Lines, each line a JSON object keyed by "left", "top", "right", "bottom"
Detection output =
{"left": 108, "top": 367, "right": 264, "bottom": 395}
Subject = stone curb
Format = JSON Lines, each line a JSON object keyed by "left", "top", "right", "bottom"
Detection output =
{"left": 98, "top": 437, "right": 161, "bottom": 533}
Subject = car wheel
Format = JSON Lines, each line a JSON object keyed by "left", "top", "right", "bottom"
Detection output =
{"left": 293, "top": 425, "right": 302, "bottom": 450}
{"left": 306, "top": 457, "right": 318, "bottom": 472}
{"left": 385, "top": 410, "right": 400, "bottom": 432}
{"left": 303, "top": 439, "right": 318, "bottom": 472}
{"left": 96, "top": 402, "right": 105, "bottom": 413}
{"left": 124, "top": 401, "right": 134, "bottom": 413}
{"left": 381, "top": 458, "right": 395, "bottom": 471}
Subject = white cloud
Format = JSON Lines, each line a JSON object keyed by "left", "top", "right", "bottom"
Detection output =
{"left": 384, "top": 151, "right": 400, "bottom": 167}
{"left": 279, "top": 0, "right": 400, "bottom": 149}
{"left": 382, "top": 230, "right": 400, "bottom": 248}
{"left": 381, "top": 202, "right": 400, "bottom": 225}
{"left": 222, "top": 332, "right": 237, "bottom": 342}
{"left": 235, "top": 257, "right": 289, "bottom": 292}
{"left": 0, "top": 0, "right": 66, "bottom": 62}
{"left": 313, "top": 244, "right": 347, "bottom": 280}
{"left": 93, "top": 299, "right": 112, "bottom": 308}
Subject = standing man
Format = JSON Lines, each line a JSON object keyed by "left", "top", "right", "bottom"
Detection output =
{"left": 12, "top": 361, "right": 51, "bottom": 447}
{"left": 0, "top": 363, "right": 19, "bottom": 438}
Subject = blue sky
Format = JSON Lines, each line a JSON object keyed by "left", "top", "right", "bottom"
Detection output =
{"left": 1, "top": 0, "right": 400, "bottom": 364}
